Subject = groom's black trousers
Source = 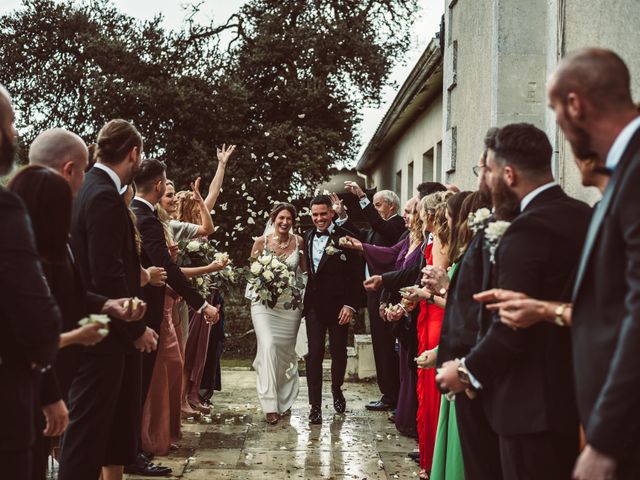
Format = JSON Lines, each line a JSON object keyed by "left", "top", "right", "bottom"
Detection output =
{"left": 305, "top": 306, "right": 348, "bottom": 406}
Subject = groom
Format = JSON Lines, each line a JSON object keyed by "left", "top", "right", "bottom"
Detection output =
{"left": 303, "top": 195, "right": 364, "bottom": 424}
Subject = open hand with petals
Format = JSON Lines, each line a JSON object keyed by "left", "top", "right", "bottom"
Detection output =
{"left": 328, "top": 192, "right": 347, "bottom": 219}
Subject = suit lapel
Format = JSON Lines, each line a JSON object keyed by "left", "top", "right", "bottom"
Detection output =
{"left": 572, "top": 128, "right": 640, "bottom": 300}
{"left": 572, "top": 177, "right": 616, "bottom": 300}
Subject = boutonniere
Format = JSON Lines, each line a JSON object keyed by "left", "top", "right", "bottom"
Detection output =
{"left": 484, "top": 220, "right": 511, "bottom": 263}
{"left": 468, "top": 207, "right": 491, "bottom": 234}
{"left": 325, "top": 241, "right": 347, "bottom": 261}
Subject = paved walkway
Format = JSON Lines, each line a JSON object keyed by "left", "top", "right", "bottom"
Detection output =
{"left": 126, "top": 369, "right": 420, "bottom": 479}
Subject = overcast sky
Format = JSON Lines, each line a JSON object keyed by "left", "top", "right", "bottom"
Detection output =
{"left": 1, "top": 0, "right": 444, "bottom": 163}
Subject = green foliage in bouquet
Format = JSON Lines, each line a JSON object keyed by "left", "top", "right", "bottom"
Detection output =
{"left": 243, "top": 251, "right": 304, "bottom": 310}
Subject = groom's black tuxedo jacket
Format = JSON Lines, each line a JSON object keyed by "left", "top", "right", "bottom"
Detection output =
{"left": 131, "top": 198, "right": 205, "bottom": 334}
{"left": 465, "top": 185, "right": 591, "bottom": 437}
{"left": 303, "top": 224, "right": 366, "bottom": 316}
{"left": 0, "top": 187, "right": 61, "bottom": 451}
{"left": 572, "top": 126, "right": 640, "bottom": 462}
{"left": 70, "top": 167, "right": 145, "bottom": 353}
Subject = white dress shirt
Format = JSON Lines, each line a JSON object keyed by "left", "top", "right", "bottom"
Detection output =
{"left": 605, "top": 116, "right": 640, "bottom": 170}
{"left": 93, "top": 162, "right": 123, "bottom": 192}
{"left": 520, "top": 181, "right": 557, "bottom": 212}
{"left": 311, "top": 223, "right": 335, "bottom": 272}
{"left": 134, "top": 196, "right": 155, "bottom": 212}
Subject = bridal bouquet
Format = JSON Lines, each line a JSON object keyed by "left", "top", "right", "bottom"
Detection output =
{"left": 177, "top": 239, "right": 217, "bottom": 267}
{"left": 210, "top": 254, "right": 242, "bottom": 293}
{"left": 245, "top": 252, "right": 304, "bottom": 310}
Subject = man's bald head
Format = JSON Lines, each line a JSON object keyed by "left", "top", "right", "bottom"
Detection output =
{"left": 0, "top": 84, "right": 16, "bottom": 175}
{"left": 550, "top": 48, "right": 634, "bottom": 112}
{"left": 30, "top": 128, "right": 89, "bottom": 196}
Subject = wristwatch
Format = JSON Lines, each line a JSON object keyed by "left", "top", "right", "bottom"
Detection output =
{"left": 554, "top": 304, "right": 568, "bottom": 326}
{"left": 457, "top": 362, "right": 472, "bottom": 386}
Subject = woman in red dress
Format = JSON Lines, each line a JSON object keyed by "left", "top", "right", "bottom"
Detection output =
{"left": 415, "top": 192, "right": 451, "bottom": 478}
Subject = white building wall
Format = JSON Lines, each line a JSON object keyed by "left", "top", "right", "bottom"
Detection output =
{"left": 370, "top": 97, "right": 443, "bottom": 205}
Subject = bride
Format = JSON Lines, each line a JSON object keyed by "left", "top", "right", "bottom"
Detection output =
{"left": 249, "top": 203, "right": 307, "bottom": 424}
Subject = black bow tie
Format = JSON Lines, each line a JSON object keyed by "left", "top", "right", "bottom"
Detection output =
{"left": 315, "top": 230, "right": 330, "bottom": 238}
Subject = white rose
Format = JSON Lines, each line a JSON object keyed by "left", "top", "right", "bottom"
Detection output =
{"left": 259, "top": 255, "right": 271, "bottom": 266}
{"left": 196, "top": 277, "right": 204, "bottom": 286}
{"left": 270, "top": 258, "right": 280, "bottom": 269}
{"left": 186, "top": 240, "right": 201, "bottom": 252}
{"left": 485, "top": 220, "right": 511, "bottom": 241}
{"left": 262, "top": 270, "right": 274, "bottom": 281}
{"left": 250, "top": 262, "right": 263, "bottom": 275}
{"left": 474, "top": 208, "right": 491, "bottom": 223}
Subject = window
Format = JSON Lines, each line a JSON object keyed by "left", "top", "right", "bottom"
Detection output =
{"left": 395, "top": 169, "right": 402, "bottom": 199}
{"left": 407, "top": 161, "right": 414, "bottom": 197}
{"left": 423, "top": 148, "right": 434, "bottom": 182}
{"left": 435, "top": 141, "right": 442, "bottom": 182}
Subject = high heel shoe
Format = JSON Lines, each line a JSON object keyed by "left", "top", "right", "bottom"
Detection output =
{"left": 265, "top": 413, "right": 279, "bottom": 425}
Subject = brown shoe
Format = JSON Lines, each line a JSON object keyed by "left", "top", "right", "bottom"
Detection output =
{"left": 266, "top": 412, "right": 279, "bottom": 424}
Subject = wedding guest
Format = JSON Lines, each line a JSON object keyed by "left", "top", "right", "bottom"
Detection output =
{"left": 427, "top": 191, "right": 484, "bottom": 480}
{"left": 362, "top": 181, "right": 447, "bottom": 295}
{"left": 303, "top": 195, "right": 365, "bottom": 424}
{"left": 170, "top": 183, "right": 228, "bottom": 414}
{"left": 128, "top": 159, "right": 218, "bottom": 474}
{"left": 414, "top": 192, "right": 450, "bottom": 479}
{"left": 549, "top": 48, "right": 640, "bottom": 480}
{"left": 436, "top": 123, "right": 592, "bottom": 480}
{"left": 333, "top": 185, "right": 405, "bottom": 412}
{"left": 24, "top": 131, "right": 152, "bottom": 478}
{"left": 0, "top": 85, "right": 61, "bottom": 480}
{"left": 416, "top": 138, "right": 503, "bottom": 480}
{"left": 340, "top": 196, "right": 422, "bottom": 437}
{"left": 250, "top": 203, "right": 307, "bottom": 424}
{"left": 58, "top": 119, "right": 158, "bottom": 480}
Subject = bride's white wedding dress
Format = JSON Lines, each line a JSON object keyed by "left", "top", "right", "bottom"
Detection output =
{"left": 250, "top": 236, "right": 304, "bottom": 414}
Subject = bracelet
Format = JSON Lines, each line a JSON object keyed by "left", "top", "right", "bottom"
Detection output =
{"left": 427, "top": 293, "right": 435, "bottom": 304}
{"left": 554, "top": 303, "right": 568, "bottom": 326}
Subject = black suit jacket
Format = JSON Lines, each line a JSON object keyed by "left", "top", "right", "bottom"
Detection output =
{"left": 437, "top": 230, "right": 487, "bottom": 367}
{"left": 572, "top": 126, "right": 640, "bottom": 459}
{"left": 343, "top": 203, "right": 406, "bottom": 246}
{"left": 131, "top": 199, "right": 206, "bottom": 334}
{"left": 40, "top": 249, "right": 107, "bottom": 406}
{"left": 0, "top": 187, "right": 61, "bottom": 450}
{"left": 303, "top": 225, "right": 366, "bottom": 316}
{"left": 465, "top": 186, "right": 591, "bottom": 436}
{"left": 70, "top": 167, "right": 145, "bottom": 353}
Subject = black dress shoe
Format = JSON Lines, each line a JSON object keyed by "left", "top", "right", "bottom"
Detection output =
{"left": 332, "top": 389, "right": 346, "bottom": 414}
{"left": 124, "top": 455, "right": 172, "bottom": 477}
{"left": 309, "top": 405, "right": 322, "bottom": 424}
{"left": 141, "top": 451, "right": 155, "bottom": 462}
{"left": 365, "top": 400, "right": 394, "bottom": 411}
{"left": 408, "top": 451, "right": 420, "bottom": 463}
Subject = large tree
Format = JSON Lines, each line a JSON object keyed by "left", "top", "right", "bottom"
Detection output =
{"left": 0, "top": 0, "right": 418, "bottom": 255}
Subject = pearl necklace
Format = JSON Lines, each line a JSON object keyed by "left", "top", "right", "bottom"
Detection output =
{"left": 272, "top": 233, "right": 291, "bottom": 250}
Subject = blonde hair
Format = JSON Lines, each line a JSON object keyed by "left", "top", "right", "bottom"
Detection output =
{"left": 176, "top": 191, "right": 201, "bottom": 225}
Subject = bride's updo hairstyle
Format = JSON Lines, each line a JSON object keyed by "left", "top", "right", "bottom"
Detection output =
{"left": 269, "top": 202, "right": 297, "bottom": 224}
{"left": 94, "top": 119, "right": 142, "bottom": 165}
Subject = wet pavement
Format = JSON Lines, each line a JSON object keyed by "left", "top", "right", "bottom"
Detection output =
{"left": 126, "top": 369, "right": 420, "bottom": 479}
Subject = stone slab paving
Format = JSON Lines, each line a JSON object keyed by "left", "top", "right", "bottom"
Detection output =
{"left": 126, "top": 369, "right": 420, "bottom": 479}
